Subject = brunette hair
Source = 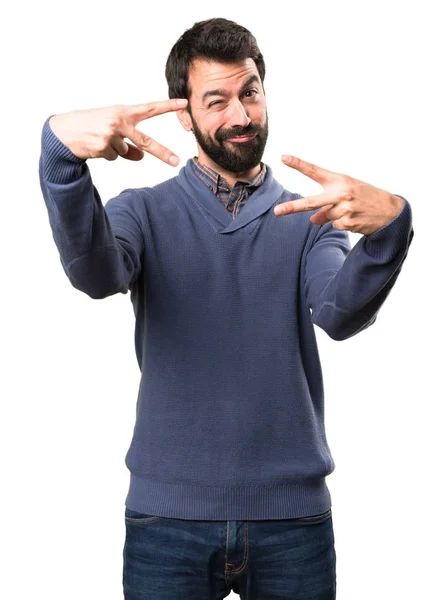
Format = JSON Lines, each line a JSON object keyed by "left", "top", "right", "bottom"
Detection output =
{"left": 165, "top": 17, "right": 265, "bottom": 110}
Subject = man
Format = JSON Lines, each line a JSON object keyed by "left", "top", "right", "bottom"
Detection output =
{"left": 39, "top": 17, "right": 413, "bottom": 600}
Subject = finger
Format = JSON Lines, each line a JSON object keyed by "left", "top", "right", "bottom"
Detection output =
{"left": 331, "top": 219, "right": 348, "bottom": 231}
{"left": 125, "top": 98, "right": 188, "bottom": 123}
{"left": 281, "top": 155, "right": 338, "bottom": 186}
{"left": 110, "top": 135, "right": 129, "bottom": 156}
{"left": 274, "top": 191, "right": 339, "bottom": 216}
{"left": 121, "top": 143, "right": 144, "bottom": 161}
{"left": 111, "top": 135, "right": 144, "bottom": 161}
{"left": 120, "top": 123, "right": 181, "bottom": 166}
{"left": 309, "top": 204, "right": 335, "bottom": 225}
{"left": 103, "top": 146, "right": 119, "bottom": 161}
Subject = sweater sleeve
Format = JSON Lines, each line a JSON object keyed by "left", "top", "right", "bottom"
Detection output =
{"left": 38, "top": 116, "right": 144, "bottom": 299}
{"left": 304, "top": 196, "right": 414, "bottom": 341}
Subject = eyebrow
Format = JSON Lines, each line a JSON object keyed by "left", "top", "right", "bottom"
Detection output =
{"left": 201, "top": 74, "right": 261, "bottom": 104}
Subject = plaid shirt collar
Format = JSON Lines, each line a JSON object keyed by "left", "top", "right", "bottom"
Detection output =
{"left": 190, "top": 157, "right": 266, "bottom": 195}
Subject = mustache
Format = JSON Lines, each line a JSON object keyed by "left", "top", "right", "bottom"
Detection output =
{"left": 216, "top": 123, "right": 263, "bottom": 141}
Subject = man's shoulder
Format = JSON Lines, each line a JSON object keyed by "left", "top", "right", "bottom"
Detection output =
{"left": 112, "top": 172, "right": 182, "bottom": 204}
{"left": 133, "top": 171, "right": 184, "bottom": 199}
{"left": 111, "top": 172, "right": 187, "bottom": 219}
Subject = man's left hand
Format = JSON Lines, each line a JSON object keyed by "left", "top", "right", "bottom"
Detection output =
{"left": 274, "top": 155, "right": 404, "bottom": 236}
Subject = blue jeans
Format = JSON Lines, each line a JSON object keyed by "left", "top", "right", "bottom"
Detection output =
{"left": 123, "top": 507, "right": 336, "bottom": 599}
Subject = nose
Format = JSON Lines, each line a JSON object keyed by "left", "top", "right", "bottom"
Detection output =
{"left": 228, "top": 99, "right": 251, "bottom": 129}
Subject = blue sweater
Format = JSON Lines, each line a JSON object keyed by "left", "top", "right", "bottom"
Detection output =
{"left": 39, "top": 116, "right": 414, "bottom": 520}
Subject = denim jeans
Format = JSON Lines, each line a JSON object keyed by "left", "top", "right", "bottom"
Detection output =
{"left": 123, "top": 507, "right": 336, "bottom": 599}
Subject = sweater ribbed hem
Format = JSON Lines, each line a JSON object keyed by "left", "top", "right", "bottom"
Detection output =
{"left": 125, "top": 473, "right": 332, "bottom": 520}
{"left": 364, "top": 195, "right": 413, "bottom": 261}
{"left": 40, "top": 115, "right": 87, "bottom": 184}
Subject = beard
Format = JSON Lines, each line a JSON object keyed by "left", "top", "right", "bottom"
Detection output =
{"left": 189, "top": 112, "right": 269, "bottom": 173}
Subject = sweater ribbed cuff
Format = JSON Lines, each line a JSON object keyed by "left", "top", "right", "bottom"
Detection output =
{"left": 363, "top": 195, "right": 413, "bottom": 261}
{"left": 40, "top": 115, "right": 87, "bottom": 184}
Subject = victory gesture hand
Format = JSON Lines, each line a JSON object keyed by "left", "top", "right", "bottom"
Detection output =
{"left": 48, "top": 98, "right": 188, "bottom": 165}
{"left": 274, "top": 155, "right": 404, "bottom": 236}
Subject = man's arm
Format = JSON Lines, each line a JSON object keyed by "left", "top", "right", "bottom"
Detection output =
{"left": 304, "top": 197, "right": 414, "bottom": 341}
{"left": 39, "top": 116, "right": 144, "bottom": 299}
{"left": 39, "top": 99, "right": 187, "bottom": 298}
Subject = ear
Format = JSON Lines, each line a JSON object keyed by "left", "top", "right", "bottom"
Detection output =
{"left": 176, "top": 108, "right": 193, "bottom": 132}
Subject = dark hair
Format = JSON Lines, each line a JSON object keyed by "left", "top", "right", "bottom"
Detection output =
{"left": 165, "top": 18, "right": 265, "bottom": 109}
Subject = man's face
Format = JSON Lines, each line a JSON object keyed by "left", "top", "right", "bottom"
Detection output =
{"left": 185, "top": 58, "right": 268, "bottom": 173}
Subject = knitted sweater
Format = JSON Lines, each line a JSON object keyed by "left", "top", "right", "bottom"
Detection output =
{"left": 39, "top": 116, "right": 414, "bottom": 520}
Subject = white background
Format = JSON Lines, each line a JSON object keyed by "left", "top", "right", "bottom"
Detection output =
{"left": 1, "top": 1, "right": 425, "bottom": 598}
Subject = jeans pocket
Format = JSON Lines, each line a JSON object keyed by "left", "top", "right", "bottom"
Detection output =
{"left": 292, "top": 508, "right": 332, "bottom": 525}
{"left": 124, "top": 507, "right": 163, "bottom": 524}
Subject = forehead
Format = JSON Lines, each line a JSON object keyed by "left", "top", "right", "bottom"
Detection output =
{"left": 188, "top": 58, "right": 261, "bottom": 99}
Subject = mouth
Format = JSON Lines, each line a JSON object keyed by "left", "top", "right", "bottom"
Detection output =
{"left": 226, "top": 133, "right": 257, "bottom": 143}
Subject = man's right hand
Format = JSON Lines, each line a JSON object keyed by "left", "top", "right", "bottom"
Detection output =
{"left": 48, "top": 99, "right": 188, "bottom": 165}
